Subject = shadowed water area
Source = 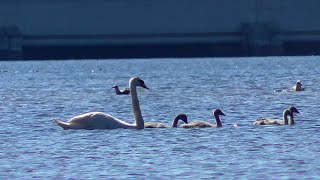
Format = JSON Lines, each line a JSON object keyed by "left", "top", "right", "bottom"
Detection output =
{"left": 0, "top": 56, "right": 320, "bottom": 179}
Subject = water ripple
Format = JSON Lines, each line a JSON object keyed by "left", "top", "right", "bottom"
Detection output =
{"left": 1, "top": 57, "right": 320, "bottom": 179}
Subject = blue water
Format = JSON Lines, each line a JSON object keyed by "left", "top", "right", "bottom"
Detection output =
{"left": 1, "top": 56, "right": 320, "bottom": 179}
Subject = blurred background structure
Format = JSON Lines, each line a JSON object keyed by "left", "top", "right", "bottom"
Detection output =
{"left": 1, "top": 0, "right": 320, "bottom": 59}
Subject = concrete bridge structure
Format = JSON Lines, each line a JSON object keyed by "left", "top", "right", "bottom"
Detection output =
{"left": 1, "top": 0, "right": 320, "bottom": 59}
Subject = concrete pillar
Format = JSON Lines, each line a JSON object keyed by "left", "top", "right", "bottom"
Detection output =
{"left": 0, "top": 26, "right": 22, "bottom": 60}
{"left": 241, "top": 22, "right": 283, "bottom": 56}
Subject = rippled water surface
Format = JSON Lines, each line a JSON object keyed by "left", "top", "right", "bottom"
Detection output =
{"left": 1, "top": 56, "right": 320, "bottom": 179}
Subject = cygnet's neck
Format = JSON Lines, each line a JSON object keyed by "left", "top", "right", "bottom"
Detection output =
{"left": 288, "top": 113, "right": 295, "bottom": 125}
{"left": 172, "top": 116, "right": 180, "bottom": 127}
{"left": 283, "top": 109, "right": 291, "bottom": 125}
{"left": 214, "top": 113, "right": 222, "bottom": 127}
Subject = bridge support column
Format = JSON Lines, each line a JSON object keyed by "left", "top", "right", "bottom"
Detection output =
{"left": 241, "top": 22, "right": 283, "bottom": 56}
{"left": 0, "top": 26, "right": 22, "bottom": 60}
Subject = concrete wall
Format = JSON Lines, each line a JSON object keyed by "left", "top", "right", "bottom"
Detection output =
{"left": 9, "top": 0, "right": 251, "bottom": 34}
{"left": 7, "top": 0, "right": 319, "bottom": 33}
{"left": 1, "top": 0, "right": 320, "bottom": 59}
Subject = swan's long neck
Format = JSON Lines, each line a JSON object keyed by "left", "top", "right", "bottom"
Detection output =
{"left": 214, "top": 114, "right": 222, "bottom": 127}
{"left": 130, "top": 84, "right": 144, "bottom": 130}
{"left": 172, "top": 117, "right": 179, "bottom": 128}
{"left": 283, "top": 109, "right": 290, "bottom": 125}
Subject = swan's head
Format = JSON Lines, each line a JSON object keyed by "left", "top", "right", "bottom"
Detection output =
{"left": 176, "top": 113, "right": 188, "bottom": 124}
{"left": 296, "top": 80, "right": 302, "bottom": 87}
{"left": 294, "top": 80, "right": 305, "bottom": 91}
{"left": 112, "top": 85, "right": 118, "bottom": 89}
{"left": 289, "top": 106, "right": 300, "bottom": 114}
{"left": 213, "top": 108, "right": 226, "bottom": 116}
{"left": 130, "top": 77, "right": 149, "bottom": 90}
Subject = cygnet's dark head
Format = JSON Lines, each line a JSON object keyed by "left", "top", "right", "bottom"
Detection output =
{"left": 289, "top": 106, "right": 300, "bottom": 114}
{"left": 213, "top": 108, "right": 226, "bottom": 116}
{"left": 177, "top": 113, "right": 188, "bottom": 124}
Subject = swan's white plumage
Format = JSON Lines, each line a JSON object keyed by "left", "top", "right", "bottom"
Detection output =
{"left": 274, "top": 80, "right": 305, "bottom": 92}
{"left": 55, "top": 77, "right": 148, "bottom": 130}
{"left": 55, "top": 112, "right": 134, "bottom": 130}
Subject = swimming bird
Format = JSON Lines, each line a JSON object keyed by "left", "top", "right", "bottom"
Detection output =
{"left": 112, "top": 85, "right": 130, "bottom": 95}
{"left": 180, "top": 109, "right": 226, "bottom": 128}
{"left": 253, "top": 106, "right": 300, "bottom": 125}
{"left": 287, "top": 106, "right": 300, "bottom": 125}
{"left": 291, "top": 80, "right": 305, "bottom": 91}
{"left": 144, "top": 113, "right": 188, "bottom": 128}
{"left": 55, "top": 77, "right": 149, "bottom": 130}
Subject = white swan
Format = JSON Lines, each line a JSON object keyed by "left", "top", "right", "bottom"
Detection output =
{"left": 144, "top": 114, "right": 188, "bottom": 128}
{"left": 291, "top": 80, "right": 305, "bottom": 91}
{"left": 273, "top": 80, "right": 305, "bottom": 92}
{"left": 55, "top": 77, "right": 149, "bottom": 130}
{"left": 180, "top": 109, "right": 226, "bottom": 128}
{"left": 253, "top": 106, "right": 300, "bottom": 125}
{"left": 112, "top": 85, "right": 130, "bottom": 95}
